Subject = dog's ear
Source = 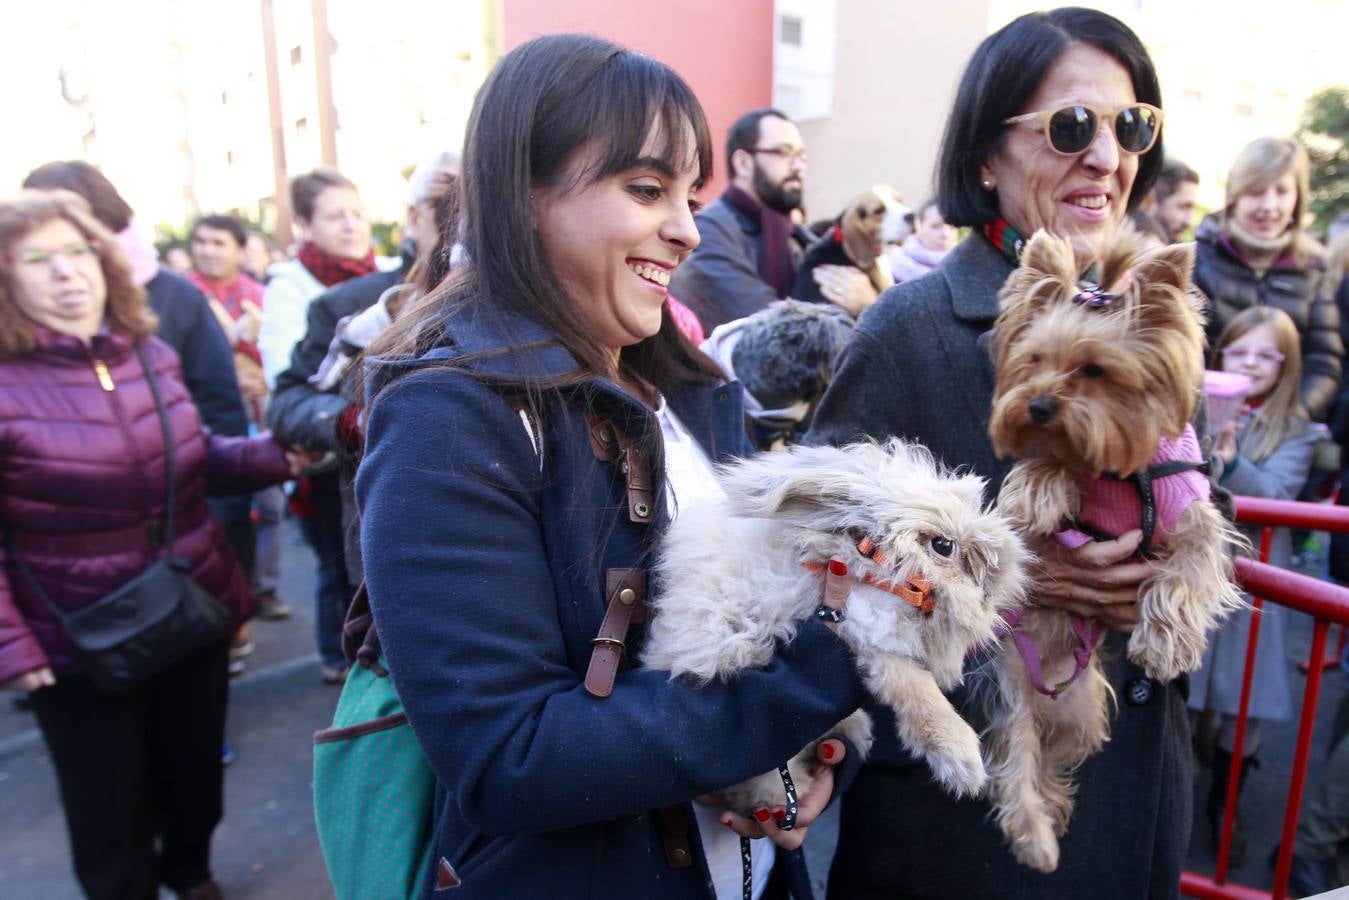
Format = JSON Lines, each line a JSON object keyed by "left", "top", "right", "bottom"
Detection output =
{"left": 718, "top": 442, "right": 878, "bottom": 526}
{"left": 1126, "top": 240, "right": 1205, "bottom": 435}
{"left": 1131, "top": 241, "right": 1195, "bottom": 294}
{"left": 994, "top": 229, "right": 1076, "bottom": 334}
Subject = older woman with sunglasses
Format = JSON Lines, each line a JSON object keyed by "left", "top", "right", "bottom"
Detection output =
{"left": 1193, "top": 137, "right": 1339, "bottom": 421}
{"left": 810, "top": 9, "right": 1193, "bottom": 899}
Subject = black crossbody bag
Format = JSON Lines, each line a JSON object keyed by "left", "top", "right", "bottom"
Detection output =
{"left": 5, "top": 346, "right": 232, "bottom": 692}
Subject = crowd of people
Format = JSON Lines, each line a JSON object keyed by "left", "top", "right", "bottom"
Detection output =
{"left": 2, "top": 5, "right": 1349, "bottom": 900}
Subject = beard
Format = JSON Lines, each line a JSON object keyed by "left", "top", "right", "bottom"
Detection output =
{"left": 753, "top": 165, "right": 803, "bottom": 215}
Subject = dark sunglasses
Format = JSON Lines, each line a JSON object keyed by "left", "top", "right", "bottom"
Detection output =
{"left": 1002, "top": 103, "right": 1163, "bottom": 156}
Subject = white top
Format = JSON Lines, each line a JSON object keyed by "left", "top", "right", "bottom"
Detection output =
{"left": 655, "top": 398, "right": 775, "bottom": 900}
{"left": 257, "top": 256, "right": 402, "bottom": 388}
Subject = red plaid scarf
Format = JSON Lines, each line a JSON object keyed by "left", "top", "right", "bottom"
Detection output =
{"left": 296, "top": 241, "right": 377, "bottom": 287}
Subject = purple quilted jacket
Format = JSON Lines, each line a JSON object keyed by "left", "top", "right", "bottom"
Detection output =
{"left": 0, "top": 329, "right": 292, "bottom": 683}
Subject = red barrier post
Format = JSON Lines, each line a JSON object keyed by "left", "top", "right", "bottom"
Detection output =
{"left": 1215, "top": 527, "right": 1273, "bottom": 884}
{"left": 1271, "top": 620, "right": 1330, "bottom": 900}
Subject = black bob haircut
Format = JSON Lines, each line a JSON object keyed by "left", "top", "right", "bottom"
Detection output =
{"left": 936, "top": 7, "right": 1163, "bottom": 227}
{"left": 191, "top": 214, "right": 249, "bottom": 247}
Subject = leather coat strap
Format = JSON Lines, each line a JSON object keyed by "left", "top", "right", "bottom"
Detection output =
{"left": 655, "top": 804, "right": 694, "bottom": 869}
{"left": 586, "top": 413, "right": 654, "bottom": 523}
{"left": 584, "top": 568, "right": 647, "bottom": 698}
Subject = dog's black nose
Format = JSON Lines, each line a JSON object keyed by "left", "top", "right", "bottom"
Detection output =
{"left": 1028, "top": 395, "right": 1057, "bottom": 425}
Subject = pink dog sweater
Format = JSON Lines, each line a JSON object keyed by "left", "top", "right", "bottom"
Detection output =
{"left": 1057, "top": 424, "right": 1209, "bottom": 552}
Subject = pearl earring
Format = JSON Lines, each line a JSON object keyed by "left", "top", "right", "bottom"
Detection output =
{"left": 981, "top": 179, "right": 995, "bottom": 191}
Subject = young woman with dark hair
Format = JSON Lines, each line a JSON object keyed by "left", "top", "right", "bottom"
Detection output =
{"left": 357, "top": 34, "right": 863, "bottom": 899}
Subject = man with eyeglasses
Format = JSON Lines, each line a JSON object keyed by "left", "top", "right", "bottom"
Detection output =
{"left": 670, "top": 108, "right": 819, "bottom": 330}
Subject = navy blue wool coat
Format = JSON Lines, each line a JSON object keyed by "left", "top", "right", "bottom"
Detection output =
{"left": 357, "top": 306, "right": 865, "bottom": 899}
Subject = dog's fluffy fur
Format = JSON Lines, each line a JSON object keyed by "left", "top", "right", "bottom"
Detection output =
{"left": 978, "top": 229, "right": 1245, "bottom": 872}
{"left": 642, "top": 439, "right": 1029, "bottom": 814}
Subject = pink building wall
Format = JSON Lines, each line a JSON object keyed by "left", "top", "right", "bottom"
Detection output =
{"left": 502, "top": 0, "right": 775, "bottom": 199}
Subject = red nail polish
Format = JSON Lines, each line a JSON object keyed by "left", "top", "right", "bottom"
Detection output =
{"left": 772, "top": 809, "right": 787, "bottom": 821}
{"left": 754, "top": 808, "right": 771, "bottom": 823}
{"left": 820, "top": 741, "right": 837, "bottom": 761}
{"left": 829, "top": 558, "right": 847, "bottom": 577}
{"left": 721, "top": 818, "right": 733, "bottom": 828}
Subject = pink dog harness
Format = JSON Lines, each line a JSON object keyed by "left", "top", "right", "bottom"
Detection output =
{"left": 1006, "top": 424, "right": 1209, "bottom": 699}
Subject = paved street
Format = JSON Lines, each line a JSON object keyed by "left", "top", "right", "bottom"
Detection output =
{"left": 1, "top": 523, "right": 1345, "bottom": 898}
{"left": 0, "top": 521, "right": 337, "bottom": 900}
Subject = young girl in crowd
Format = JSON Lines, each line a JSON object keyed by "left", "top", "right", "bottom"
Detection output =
{"left": 1189, "top": 306, "right": 1321, "bottom": 864}
{"left": 355, "top": 34, "right": 862, "bottom": 899}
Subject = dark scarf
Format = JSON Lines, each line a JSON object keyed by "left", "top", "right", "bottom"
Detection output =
{"left": 296, "top": 241, "right": 377, "bottom": 288}
{"left": 982, "top": 219, "right": 1027, "bottom": 267}
{"left": 983, "top": 218, "right": 1100, "bottom": 282}
{"left": 724, "top": 184, "right": 797, "bottom": 298}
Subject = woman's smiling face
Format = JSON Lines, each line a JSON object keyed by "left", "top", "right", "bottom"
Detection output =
{"left": 983, "top": 42, "right": 1141, "bottom": 262}
{"left": 533, "top": 124, "right": 702, "bottom": 362}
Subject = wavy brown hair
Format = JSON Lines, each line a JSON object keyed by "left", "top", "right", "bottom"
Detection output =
{"left": 0, "top": 190, "right": 157, "bottom": 358}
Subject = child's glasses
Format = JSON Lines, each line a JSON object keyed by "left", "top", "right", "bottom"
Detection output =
{"left": 1220, "top": 347, "right": 1284, "bottom": 366}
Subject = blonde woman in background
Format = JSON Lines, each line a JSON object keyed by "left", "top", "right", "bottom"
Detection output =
{"left": 1193, "top": 137, "right": 1340, "bottom": 421}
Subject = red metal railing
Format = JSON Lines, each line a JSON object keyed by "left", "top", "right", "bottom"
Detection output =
{"left": 1180, "top": 496, "right": 1349, "bottom": 900}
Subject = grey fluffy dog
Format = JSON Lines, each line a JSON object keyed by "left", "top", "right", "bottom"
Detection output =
{"left": 702, "top": 300, "right": 854, "bottom": 450}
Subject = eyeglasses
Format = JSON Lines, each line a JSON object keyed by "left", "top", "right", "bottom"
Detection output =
{"left": 14, "top": 241, "right": 97, "bottom": 268}
{"left": 751, "top": 145, "right": 809, "bottom": 165}
{"left": 1002, "top": 103, "right": 1163, "bottom": 156}
{"left": 1221, "top": 347, "right": 1284, "bottom": 366}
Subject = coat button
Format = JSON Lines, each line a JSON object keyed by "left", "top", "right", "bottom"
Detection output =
{"left": 634, "top": 502, "right": 650, "bottom": 518}
{"left": 618, "top": 588, "right": 636, "bottom": 606}
{"left": 1125, "top": 678, "right": 1153, "bottom": 706}
{"left": 670, "top": 847, "right": 690, "bottom": 866}
{"left": 599, "top": 425, "right": 614, "bottom": 444}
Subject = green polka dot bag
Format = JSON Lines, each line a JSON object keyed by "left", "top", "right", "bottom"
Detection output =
{"left": 314, "top": 651, "right": 435, "bottom": 899}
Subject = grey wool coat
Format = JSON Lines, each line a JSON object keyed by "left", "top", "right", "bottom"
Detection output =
{"left": 808, "top": 234, "right": 1193, "bottom": 900}
{"left": 1189, "top": 415, "right": 1319, "bottom": 722}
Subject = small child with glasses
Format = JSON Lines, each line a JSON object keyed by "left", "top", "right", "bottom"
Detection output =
{"left": 1189, "top": 305, "right": 1321, "bottom": 864}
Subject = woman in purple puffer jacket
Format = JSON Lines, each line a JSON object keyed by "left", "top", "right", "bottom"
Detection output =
{"left": 0, "top": 190, "right": 305, "bottom": 900}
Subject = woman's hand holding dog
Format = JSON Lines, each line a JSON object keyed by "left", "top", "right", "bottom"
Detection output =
{"left": 702, "top": 738, "right": 847, "bottom": 850}
{"left": 1030, "top": 530, "right": 1154, "bottom": 631}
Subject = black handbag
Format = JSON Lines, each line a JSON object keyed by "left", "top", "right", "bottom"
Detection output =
{"left": 5, "top": 346, "right": 232, "bottom": 692}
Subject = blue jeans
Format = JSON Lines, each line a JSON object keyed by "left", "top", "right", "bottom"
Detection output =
{"left": 298, "top": 473, "right": 356, "bottom": 668}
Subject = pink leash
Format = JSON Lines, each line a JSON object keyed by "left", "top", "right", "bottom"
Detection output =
{"left": 999, "top": 608, "right": 1105, "bottom": 700}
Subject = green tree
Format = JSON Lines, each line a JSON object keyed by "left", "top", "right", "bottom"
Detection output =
{"left": 1297, "top": 87, "right": 1349, "bottom": 234}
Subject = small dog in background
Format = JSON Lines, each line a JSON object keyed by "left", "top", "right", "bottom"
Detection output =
{"left": 793, "top": 185, "right": 910, "bottom": 307}
{"left": 643, "top": 439, "right": 1030, "bottom": 817}
{"left": 978, "top": 228, "right": 1244, "bottom": 872}
{"left": 700, "top": 300, "right": 854, "bottom": 450}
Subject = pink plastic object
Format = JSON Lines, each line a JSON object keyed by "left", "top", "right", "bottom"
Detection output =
{"left": 1204, "top": 370, "right": 1252, "bottom": 433}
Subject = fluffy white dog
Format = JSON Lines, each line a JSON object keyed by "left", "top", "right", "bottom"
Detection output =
{"left": 642, "top": 439, "right": 1030, "bottom": 814}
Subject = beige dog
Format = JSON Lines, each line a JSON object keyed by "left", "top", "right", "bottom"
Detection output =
{"left": 980, "top": 228, "right": 1244, "bottom": 872}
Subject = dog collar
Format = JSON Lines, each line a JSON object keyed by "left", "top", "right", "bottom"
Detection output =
{"left": 803, "top": 533, "right": 935, "bottom": 616}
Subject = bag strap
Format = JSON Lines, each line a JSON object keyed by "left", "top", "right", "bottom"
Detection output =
{"left": 3, "top": 344, "right": 177, "bottom": 623}
{"left": 133, "top": 344, "right": 179, "bottom": 553}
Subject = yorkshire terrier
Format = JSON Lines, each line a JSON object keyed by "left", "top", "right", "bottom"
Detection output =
{"left": 642, "top": 439, "right": 1029, "bottom": 818}
{"left": 980, "top": 228, "right": 1244, "bottom": 872}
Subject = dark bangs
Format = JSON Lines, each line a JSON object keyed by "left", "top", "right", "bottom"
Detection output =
{"left": 534, "top": 49, "right": 713, "bottom": 193}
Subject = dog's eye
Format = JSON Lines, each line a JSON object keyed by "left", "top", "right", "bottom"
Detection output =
{"left": 1030, "top": 354, "right": 1042, "bottom": 365}
{"left": 929, "top": 536, "right": 956, "bottom": 558}
{"left": 1080, "top": 363, "right": 1105, "bottom": 378}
